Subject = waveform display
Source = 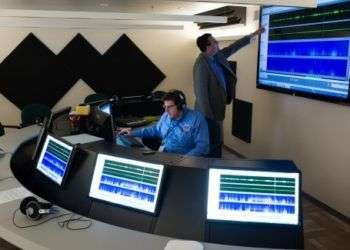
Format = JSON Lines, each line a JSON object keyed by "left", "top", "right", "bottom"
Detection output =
{"left": 36, "top": 136, "right": 73, "bottom": 185}
{"left": 89, "top": 155, "right": 164, "bottom": 213}
{"left": 218, "top": 202, "right": 295, "bottom": 214}
{"left": 207, "top": 169, "right": 300, "bottom": 224}
{"left": 267, "top": 1, "right": 350, "bottom": 40}
{"left": 270, "top": 1, "right": 350, "bottom": 28}
{"left": 268, "top": 40, "right": 349, "bottom": 57}
{"left": 267, "top": 57, "right": 348, "bottom": 78}
{"left": 100, "top": 175, "right": 156, "bottom": 194}
{"left": 219, "top": 193, "right": 295, "bottom": 205}
{"left": 41, "top": 152, "right": 66, "bottom": 177}
{"left": 269, "top": 21, "right": 350, "bottom": 40}
{"left": 218, "top": 174, "right": 296, "bottom": 213}
{"left": 217, "top": 174, "right": 297, "bottom": 215}
{"left": 99, "top": 183, "right": 155, "bottom": 202}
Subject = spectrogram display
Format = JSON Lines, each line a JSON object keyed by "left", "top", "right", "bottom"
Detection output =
{"left": 207, "top": 169, "right": 300, "bottom": 225}
{"left": 258, "top": 0, "right": 350, "bottom": 100}
{"left": 89, "top": 154, "right": 164, "bottom": 213}
{"left": 36, "top": 135, "right": 74, "bottom": 185}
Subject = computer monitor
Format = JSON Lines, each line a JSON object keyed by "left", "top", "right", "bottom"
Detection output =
{"left": 99, "top": 102, "right": 112, "bottom": 115}
{"left": 89, "top": 154, "right": 164, "bottom": 214}
{"left": 36, "top": 134, "right": 76, "bottom": 186}
{"left": 86, "top": 107, "right": 115, "bottom": 143}
{"left": 257, "top": 0, "right": 350, "bottom": 102}
{"left": 32, "top": 114, "right": 52, "bottom": 161}
{"left": 207, "top": 168, "right": 300, "bottom": 225}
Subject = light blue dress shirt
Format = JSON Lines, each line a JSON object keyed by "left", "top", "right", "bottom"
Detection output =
{"left": 131, "top": 108, "right": 209, "bottom": 156}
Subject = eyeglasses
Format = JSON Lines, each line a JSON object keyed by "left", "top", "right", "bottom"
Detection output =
{"left": 163, "top": 104, "right": 176, "bottom": 110}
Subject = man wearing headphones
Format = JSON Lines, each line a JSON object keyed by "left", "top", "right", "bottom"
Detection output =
{"left": 119, "top": 90, "right": 209, "bottom": 157}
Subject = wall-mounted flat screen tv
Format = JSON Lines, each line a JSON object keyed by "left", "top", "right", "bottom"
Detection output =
{"left": 258, "top": 0, "right": 350, "bottom": 102}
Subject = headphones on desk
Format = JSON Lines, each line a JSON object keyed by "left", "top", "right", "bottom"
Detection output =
{"left": 166, "top": 90, "right": 187, "bottom": 111}
{"left": 20, "top": 197, "right": 56, "bottom": 221}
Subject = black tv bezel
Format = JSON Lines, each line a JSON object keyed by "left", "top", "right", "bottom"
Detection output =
{"left": 205, "top": 166, "right": 303, "bottom": 228}
{"left": 88, "top": 153, "right": 166, "bottom": 216}
{"left": 256, "top": 3, "right": 350, "bottom": 105}
{"left": 35, "top": 133, "right": 77, "bottom": 187}
{"left": 32, "top": 114, "right": 53, "bottom": 162}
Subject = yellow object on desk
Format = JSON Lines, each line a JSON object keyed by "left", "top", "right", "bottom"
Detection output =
{"left": 75, "top": 104, "right": 91, "bottom": 116}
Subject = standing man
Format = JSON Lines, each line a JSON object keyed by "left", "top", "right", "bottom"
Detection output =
{"left": 193, "top": 27, "right": 264, "bottom": 158}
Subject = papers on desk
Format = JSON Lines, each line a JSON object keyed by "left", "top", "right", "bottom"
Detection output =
{"left": 62, "top": 133, "right": 103, "bottom": 145}
{"left": 0, "top": 187, "right": 32, "bottom": 205}
{"left": 164, "top": 240, "right": 203, "bottom": 250}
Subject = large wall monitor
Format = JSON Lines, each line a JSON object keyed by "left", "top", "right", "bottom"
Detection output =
{"left": 207, "top": 169, "right": 300, "bottom": 225}
{"left": 36, "top": 134, "right": 75, "bottom": 186}
{"left": 89, "top": 154, "right": 164, "bottom": 214}
{"left": 258, "top": 0, "right": 350, "bottom": 102}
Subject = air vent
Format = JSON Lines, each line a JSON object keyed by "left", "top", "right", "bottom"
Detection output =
{"left": 195, "top": 6, "right": 246, "bottom": 29}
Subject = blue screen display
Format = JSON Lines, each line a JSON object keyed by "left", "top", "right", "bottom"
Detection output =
{"left": 258, "top": 0, "right": 350, "bottom": 100}
{"left": 36, "top": 135, "right": 74, "bottom": 185}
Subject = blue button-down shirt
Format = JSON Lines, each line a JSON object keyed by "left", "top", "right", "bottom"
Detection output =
{"left": 208, "top": 55, "right": 227, "bottom": 92}
{"left": 131, "top": 108, "right": 209, "bottom": 156}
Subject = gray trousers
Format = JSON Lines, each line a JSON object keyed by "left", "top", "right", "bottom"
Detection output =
{"left": 206, "top": 118, "right": 223, "bottom": 158}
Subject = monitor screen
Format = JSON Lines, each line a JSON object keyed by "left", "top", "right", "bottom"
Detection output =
{"left": 99, "top": 102, "right": 111, "bottom": 115}
{"left": 258, "top": 0, "right": 350, "bottom": 101}
{"left": 207, "top": 169, "right": 300, "bottom": 225}
{"left": 36, "top": 134, "right": 75, "bottom": 186}
{"left": 89, "top": 154, "right": 164, "bottom": 214}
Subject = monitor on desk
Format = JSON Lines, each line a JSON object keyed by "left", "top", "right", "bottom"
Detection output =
{"left": 89, "top": 154, "right": 164, "bottom": 214}
{"left": 99, "top": 102, "right": 112, "bottom": 115}
{"left": 32, "top": 114, "right": 52, "bottom": 162}
{"left": 207, "top": 168, "right": 300, "bottom": 225}
{"left": 36, "top": 134, "right": 76, "bottom": 186}
{"left": 86, "top": 107, "right": 115, "bottom": 143}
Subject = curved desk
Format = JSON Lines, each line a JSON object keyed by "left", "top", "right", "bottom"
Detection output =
{"left": 6, "top": 126, "right": 303, "bottom": 250}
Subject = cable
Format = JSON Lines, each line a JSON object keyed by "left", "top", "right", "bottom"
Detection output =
{"left": 12, "top": 208, "right": 72, "bottom": 229}
{"left": 12, "top": 208, "right": 92, "bottom": 231}
{"left": 57, "top": 213, "right": 92, "bottom": 230}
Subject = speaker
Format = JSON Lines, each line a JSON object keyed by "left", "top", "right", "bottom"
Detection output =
{"left": 20, "top": 197, "right": 55, "bottom": 220}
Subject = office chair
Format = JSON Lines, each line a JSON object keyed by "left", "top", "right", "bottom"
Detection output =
{"left": 0, "top": 103, "right": 51, "bottom": 134}
{"left": 84, "top": 93, "right": 107, "bottom": 104}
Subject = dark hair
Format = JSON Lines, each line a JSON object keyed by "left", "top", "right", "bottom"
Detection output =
{"left": 196, "top": 33, "right": 212, "bottom": 52}
{"left": 162, "top": 90, "right": 186, "bottom": 111}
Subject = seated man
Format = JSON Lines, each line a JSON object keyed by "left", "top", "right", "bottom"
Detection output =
{"left": 119, "top": 90, "right": 209, "bottom": 157}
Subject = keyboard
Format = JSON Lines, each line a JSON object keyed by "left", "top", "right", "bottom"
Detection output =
{"left": 116, "top": 117, "right": 149, "bottom": 127}
{"left": 117, "top": 135, "right": 144, "bottom": 148}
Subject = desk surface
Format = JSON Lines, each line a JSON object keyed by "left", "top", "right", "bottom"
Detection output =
{"left": 1, "top": 126, "right": 301, "bottom": 250}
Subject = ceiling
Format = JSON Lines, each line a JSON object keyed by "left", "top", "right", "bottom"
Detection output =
{"left": 0, "top": 0, "right": 238, "bottom": 15}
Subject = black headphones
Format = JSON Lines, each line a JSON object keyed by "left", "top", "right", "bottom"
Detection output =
{"left": 20, "top": 197, "right": 56, "bottom": 221}
{"left": 168, "top": 90, "right": 187, "bottom": 111}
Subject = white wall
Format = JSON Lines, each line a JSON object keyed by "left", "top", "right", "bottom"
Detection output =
{"left": 0, "top": 27, "right": 199, "bottom": 125}
{"left": 223, "top": 31, "right": 350, "bottom": 217}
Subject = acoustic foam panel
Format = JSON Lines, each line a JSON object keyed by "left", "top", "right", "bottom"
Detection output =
{"left": 0, "top": 33, "right": 166, "bottom": 108}
{"left": 58, "top": 33, "right": 103, "bottom": 91}
{"left": 0, "top": 33, "right": 77, "bottom": 109}
{"left": 100, "top": 34, "right": 166, "bottom": 97}
{"left": 232, "top": 98, "right": 252, "bottom": 143}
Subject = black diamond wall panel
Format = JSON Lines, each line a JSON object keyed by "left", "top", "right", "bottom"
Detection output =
{"left": 100, "top": 34, "right": 166, "bottom": 97}
{"left": 0, "top": 33, "right": 77, "bottom": 109}
{"left": 0, "top": 33, "right": 166, "bottom": 109}
{"left": 58, "top": 33, "right": 103, "bottom": 91}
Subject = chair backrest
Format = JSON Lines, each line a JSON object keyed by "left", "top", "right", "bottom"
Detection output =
{"left": 21, "top": 104, "right": 51, "bottom": 127}
{"left": 84, "top": 93, "right": 107, "bottom": 104}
